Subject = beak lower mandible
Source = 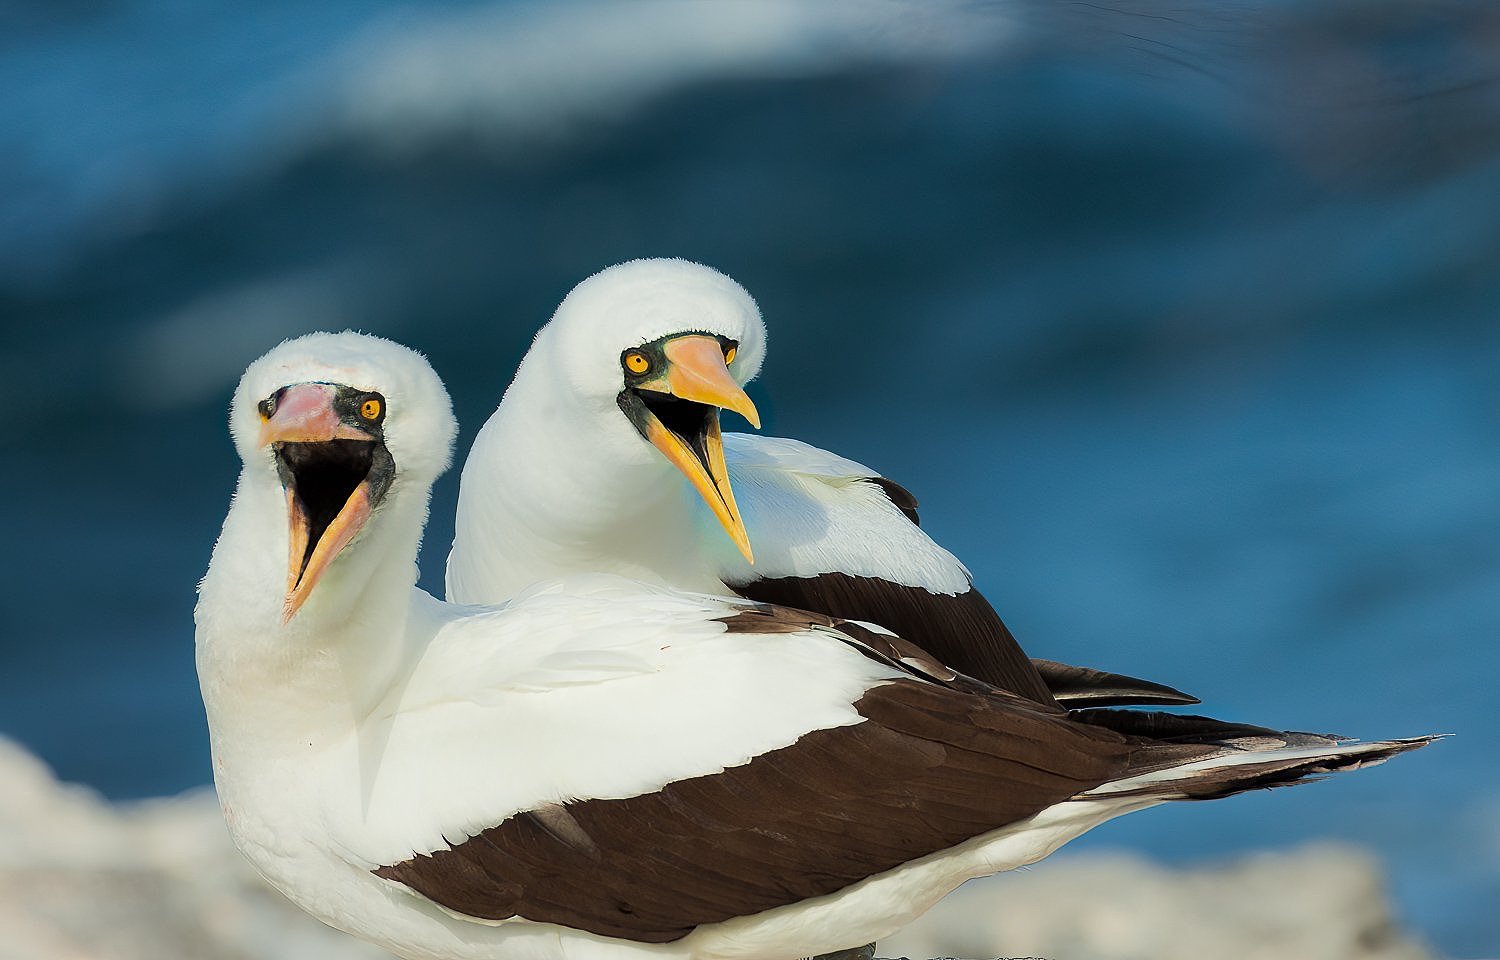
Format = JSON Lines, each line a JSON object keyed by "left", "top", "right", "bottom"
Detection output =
{"left": 661, "top": 336, "right": 761, "bottom": 429}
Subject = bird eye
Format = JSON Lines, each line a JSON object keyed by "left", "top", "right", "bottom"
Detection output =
{"left": 724, "top": 344, "right": 737, "bottom": 365}
{"left": 258, "top": 397, "right": 276, "bottom": 421}
{"left": 623, "top": 351, "right": 652, "bottom": 376}
{"left": 360, "top": 396, "right": 384, "bottom": 421}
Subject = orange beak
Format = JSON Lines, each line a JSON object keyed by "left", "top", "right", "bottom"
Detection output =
{"left": 260, "top": 383, "right": 385, "bottom": 622}
{"left": 279, "top": 482, "right": 376, "bottom": 623}
{"left": 658, "top": 336, "right": 760, "bottom": 430}
{"left": 625, "top": 335, "right": 759, "bottom": 564}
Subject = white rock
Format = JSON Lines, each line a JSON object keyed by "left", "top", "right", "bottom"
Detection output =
{"left": 0, "top": 737, "right": 389, "bottom": 960}
{"left": 879, "top": 847, "right": 1432, "bottom": 960}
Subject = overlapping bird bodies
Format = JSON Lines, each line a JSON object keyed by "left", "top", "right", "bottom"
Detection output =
{"left": 193, "top": 317, "right": 1435, "bottom": 960}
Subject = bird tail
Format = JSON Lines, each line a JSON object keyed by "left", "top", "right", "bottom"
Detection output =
{"left": 1070, "top": 709, "right": 1441, "bottom": 802}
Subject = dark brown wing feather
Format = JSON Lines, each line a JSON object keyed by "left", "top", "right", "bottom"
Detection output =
{"left": 1031, "top": 659, "right": 1200, "bottom": 707}
{"left": 373, "top": 672, "right": 1436, "bottom": 943}
{"left": 726, "top": 589, "right": 1197, "bottom": 709}
{"left": 717, "top": 604, "right": 993, "bottom": 693}
{"left": 730, "top": 573, "right": 1056, "bottom": 706}
{"left": 374, "top": 680, "right": 1149, "bottom": 942}
{"left": 868, "top": 477, "right": 921, "bottom": 525}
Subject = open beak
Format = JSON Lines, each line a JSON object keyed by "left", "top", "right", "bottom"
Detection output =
{"left": 620, "top": 335, "right": 760, "bottom": 564}
{"left": 657, "top": 336, "right": 760, "bottom": 430}
{"left": 261, "top": 383, "right": 392, "bottom": 622}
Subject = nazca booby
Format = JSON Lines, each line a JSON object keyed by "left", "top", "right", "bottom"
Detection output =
{"left": 447, "top": 259, "right": 1186, "bottom": 708}
{"left": 198, "top": 331, "right": 1434, "bottom": 960}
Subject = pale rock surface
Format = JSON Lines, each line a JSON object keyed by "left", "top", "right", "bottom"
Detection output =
{"left": 880, "top": 847, "right": 1433, "bottom": 960}
{"left": 0, "top": 737, "right": 1431, "bottom": 960}
{"left": 0, "top": 737, "right": 385, "bottom": 960}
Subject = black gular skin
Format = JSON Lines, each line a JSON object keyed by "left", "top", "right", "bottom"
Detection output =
{"left": 268, "top": 383, "right": 396, "bottom": 580}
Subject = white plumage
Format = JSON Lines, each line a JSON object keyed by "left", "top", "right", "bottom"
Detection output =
{"left": 711, "top": 433, "right": 971, "bottom": 591}
{"left": 197, "top": 331, "right": 1432, "bottom": 960}
{"left": 448, "top": 259, "right": 965, "bottom": 600}
{"left": 448, "top": 259, "right": 1161, "bottom": 704}
{"left": 194, "top": 333, "right": 888, "bottom": 959}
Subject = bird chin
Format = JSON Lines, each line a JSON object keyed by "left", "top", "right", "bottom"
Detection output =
{"left": 273, "top": 439, "right": 395, "bottom": 622}
{"left": 617, "top": 388, "right": 754, "bottom": 564}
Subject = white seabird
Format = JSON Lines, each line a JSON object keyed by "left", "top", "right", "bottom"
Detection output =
{"left": 197, "top": 330, "right": 1433, "bottom": 960}
{"left": 447, "top": 258, "right": 1187, "bottom": 708}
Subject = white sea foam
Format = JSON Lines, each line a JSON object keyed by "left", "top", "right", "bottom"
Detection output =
{"left": 318, "top": 0, "right": 1012, "bottom": 155}
{"left": 2, "top": 0, "right": 1011, "bottom": 274}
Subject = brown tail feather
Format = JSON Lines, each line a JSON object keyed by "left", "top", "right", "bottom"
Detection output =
{"left": 1090, "top": 735, "right": 1442, "bottom": 803}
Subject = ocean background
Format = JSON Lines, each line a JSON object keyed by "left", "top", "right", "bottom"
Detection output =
{"left": 1, "top": 0, "right": 1496, "bottom": 954}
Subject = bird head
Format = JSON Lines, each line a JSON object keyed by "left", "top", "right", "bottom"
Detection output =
{"left": 533, "top": 258, "right": 766, "bottom": 562}
{"left": 229, "top": 332, "right": 455, "bottom": 622}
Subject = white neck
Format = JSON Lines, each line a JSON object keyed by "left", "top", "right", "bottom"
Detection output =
{"left": 447, "top": 362, "right": 727, "bottom": 603}
{"left": 195, "top": 466, "right": 430, "bottom": 755}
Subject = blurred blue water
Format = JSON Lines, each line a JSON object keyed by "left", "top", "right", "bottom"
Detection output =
{"left": 1, "top": 0, "right": 1496, "bottom": 954}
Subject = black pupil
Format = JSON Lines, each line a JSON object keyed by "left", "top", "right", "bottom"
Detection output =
{"left": 259, "top": 397, "right": 275, "bottom": 419}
